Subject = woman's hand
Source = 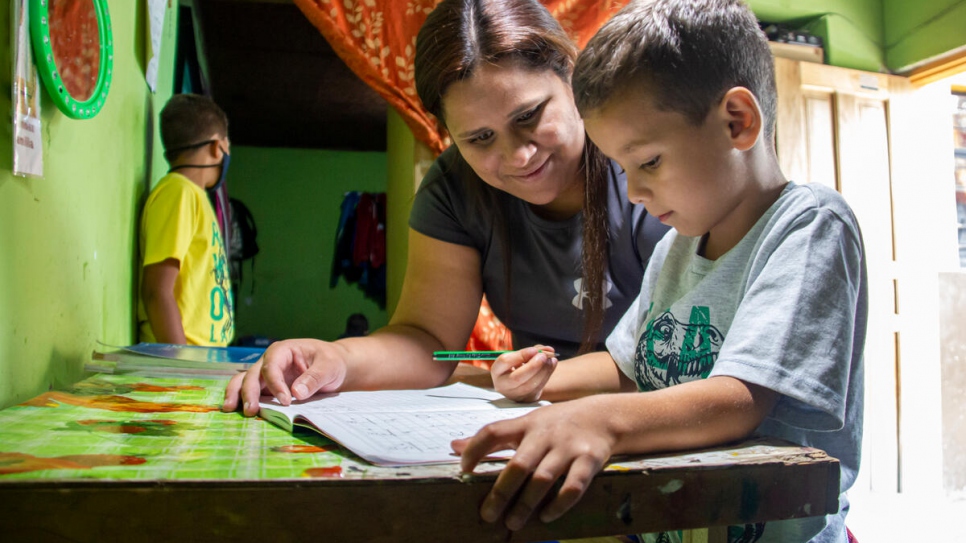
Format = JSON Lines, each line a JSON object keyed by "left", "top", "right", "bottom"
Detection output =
{"left": 491, "top": 345, "right": 558, "bottom": 403}
{"left": 221, "top": 339, "right": 350, "bottom": 416}
{"left": 451, "top": 396, "right": 615, "bottom": 531}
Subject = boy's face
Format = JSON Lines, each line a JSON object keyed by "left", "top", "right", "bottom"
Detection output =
{"left": 204, "top": 135, "right": 231, "bottom": 189}
{"left": 584, "top": 88, "right": 757, "bottom": 246}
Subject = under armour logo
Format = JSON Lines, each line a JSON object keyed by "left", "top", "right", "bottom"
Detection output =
{"left": 572, "top": 278, "right": 614, "bottom": 310}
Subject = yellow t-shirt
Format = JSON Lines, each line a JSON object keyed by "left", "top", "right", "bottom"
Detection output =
{"left": 137, "top": 173, "right": 234, "bottom": 346}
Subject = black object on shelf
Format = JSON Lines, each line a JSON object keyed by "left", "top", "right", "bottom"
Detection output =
{"left": 760, "top": 23, "right": 824, "bottom": 48}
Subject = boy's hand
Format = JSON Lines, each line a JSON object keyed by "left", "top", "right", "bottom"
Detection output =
{"left": 222, "top": 339, "right": 349, "bottom": 416}
{"left": 451, "top": 397, "right": 614, "bottom": 531}
{"left": 491, "top": 345, "right": 558, "bottom": 403}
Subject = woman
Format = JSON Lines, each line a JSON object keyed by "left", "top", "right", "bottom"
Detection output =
{"left": 222, "top": 0, "right": 668, "bottom": 414}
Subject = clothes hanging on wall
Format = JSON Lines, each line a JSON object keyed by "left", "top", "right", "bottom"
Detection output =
{"left": 331, "top": 191, "right": 386, "bottom": 308}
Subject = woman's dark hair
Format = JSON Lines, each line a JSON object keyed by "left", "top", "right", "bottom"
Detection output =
{"left": 415, "top": 0, "right": 611, "bottom": 353}
{"left": 415, "top": 0, "right": 575, "bottom": 124}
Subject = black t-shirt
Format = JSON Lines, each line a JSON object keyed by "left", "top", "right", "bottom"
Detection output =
{"left": 409, "top": 146, "right": 670, "bottom": 357}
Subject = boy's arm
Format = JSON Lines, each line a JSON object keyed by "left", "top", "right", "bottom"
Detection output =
{"left": 605, "top": 376, "right": 778, "bottom": 453}
{"left": 541, "top": 351, "right": 637, "bottom": 400}
{"left": 454, "top": 375, "right": 778, "bottom": 530}
{"left": 492, "top": 349, "right": 635, "bottom": 403}
{"left": 141, "top": 259, "right": 187, "bottom": 344}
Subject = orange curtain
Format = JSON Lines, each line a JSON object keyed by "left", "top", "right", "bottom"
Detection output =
{"left": 462, "top": 296, "right": 513, "bottom": 368}
{"left": 293, "top": 0, "right": 630, "bottom": 154}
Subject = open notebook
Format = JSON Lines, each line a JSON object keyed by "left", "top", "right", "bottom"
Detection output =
{"left": 258, "top": 382, "right": 547, "bottom": 466}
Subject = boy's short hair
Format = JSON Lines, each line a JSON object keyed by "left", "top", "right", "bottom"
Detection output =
{"left": 160, "top": 94, "right": 229, "bottom": 163}
{"left": 573, "top": 0, "right": 776, "bottom": 138}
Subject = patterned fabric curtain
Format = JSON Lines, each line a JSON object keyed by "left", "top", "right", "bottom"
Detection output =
{"left": 464, "top": 296, "right": 513, "bottom": 368}
{"left": 293, "top": 0, "right": 630, "bottom": 154}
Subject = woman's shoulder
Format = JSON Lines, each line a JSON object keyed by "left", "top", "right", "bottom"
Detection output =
{"left": 410, "top": 146, "right": 495, "bottom": 244}
{"left": 416, "top": 146, "right": 513, "bottom": 213}
{"left": 415, "top": 147, "right": 478, "bottom": 203}
{"left": 421, "top": 146, "right": 466, "bottom": 185}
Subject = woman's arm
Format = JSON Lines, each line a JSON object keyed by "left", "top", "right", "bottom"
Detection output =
{"left": 338, "top": 228, "right": 487, "bottom": 390}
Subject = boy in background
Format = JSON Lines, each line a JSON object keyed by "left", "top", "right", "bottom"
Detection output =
{"left": 454, "top": 1, "right": 866, "bottom": 541}
{"left": 138, "top": 94, "right": 234, "bottom": 346}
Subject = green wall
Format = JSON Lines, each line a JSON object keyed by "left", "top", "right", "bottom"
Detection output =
{"left": 883, "top": 0, "right": 966, "bottom": 72}
{"left": 748, "top": 0, "right": 966, "bottom": 73}
{"left": 0, "top": 0, "right": 179, "bottom": 408}
{"left": 385, "top": 108, "right": 419, "bottom": 315}
{"left": 748, "top": 0, "right": 886, "bottom": 72}
{"left": 226, "top": 147, "right": 389, "bottom": 342}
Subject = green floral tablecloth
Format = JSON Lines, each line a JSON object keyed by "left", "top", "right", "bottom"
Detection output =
{"left": 0, "top": 373, "right": 351, "bottom": 481}
{"left": 0, "top": 373, "right": 826, "bottom": 487}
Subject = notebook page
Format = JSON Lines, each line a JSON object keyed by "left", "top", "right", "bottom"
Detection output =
{"left": 262, "top": 382, "right": 517, "bottom": 415}
{"left": 311, "top": 406, "right": 540, "bottom": 466}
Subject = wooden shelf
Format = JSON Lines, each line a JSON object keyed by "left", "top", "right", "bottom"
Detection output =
{"left": 769, "top": 41, "right": 824, "bottom": 64}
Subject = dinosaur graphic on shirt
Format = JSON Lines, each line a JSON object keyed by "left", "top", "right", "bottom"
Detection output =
{"left": 634, "top": 306, "right": 723, "bottom": 391}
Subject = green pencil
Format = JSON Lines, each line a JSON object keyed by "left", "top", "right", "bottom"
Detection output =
{"left": 432, "top": 350, "right": 559, "bottom": 361}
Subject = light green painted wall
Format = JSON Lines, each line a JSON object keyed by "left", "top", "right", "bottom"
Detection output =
{"left": 747, "top": 0, "right": 966, "bottom": 73}
{"left": 0, "top": 0, "right": 179, "bottom": 408}
{"left": 747, "top": 0, "right": 886, "bottom": 72}
{"left": 385, "top": 108, "right": 417, "bottom": 316}
{"left": 883, "top": 0, "right": 966, "bottom": 72}
{"left": 226, "top": 147, "right": 389, "bottom": 342}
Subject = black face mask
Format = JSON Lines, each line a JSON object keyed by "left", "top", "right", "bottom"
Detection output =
{"left": 166, "top": 139, "right": 230, "bottom": 191}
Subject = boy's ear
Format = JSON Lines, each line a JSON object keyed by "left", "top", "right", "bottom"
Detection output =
{"left": 718, "top": 87, "right": 762, "bottom": 151}
{"left": 206, "top": 138, "right": 224, "bottom": 159}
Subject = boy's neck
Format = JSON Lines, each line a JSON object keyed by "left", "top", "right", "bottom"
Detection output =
{"left": 170, "top": 169, "right": 210, "bottom": 191}
{"left": 701, "top": 153, "right": 787, "bottom": 261}
{"left": 168, "top": 158, "right": 218, "bottom": 191}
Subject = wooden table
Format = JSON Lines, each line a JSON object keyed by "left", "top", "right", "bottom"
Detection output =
{"left": 0, "top": 373, "right": 839, "bottom": 542}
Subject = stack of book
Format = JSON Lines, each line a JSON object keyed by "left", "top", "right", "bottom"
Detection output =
{"left": 88, "top": 342, "right": 265, "bottom": 379}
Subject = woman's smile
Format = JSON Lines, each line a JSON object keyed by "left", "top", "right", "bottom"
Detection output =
{"left": 511, "top": 155, "right": 551, "bottom": 182}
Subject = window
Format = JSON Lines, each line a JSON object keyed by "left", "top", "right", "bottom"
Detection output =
{"left": 952, "top": 91, "right": 966, "bottom": 266}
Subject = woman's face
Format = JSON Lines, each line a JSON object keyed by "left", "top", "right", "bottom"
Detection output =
{"left": 441, "top": 60, "right": 586, "bottom": 214}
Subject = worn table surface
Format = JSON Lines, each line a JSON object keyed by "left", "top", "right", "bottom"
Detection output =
{"left": 0, "top": 373, "right": 839, "bottom": 542}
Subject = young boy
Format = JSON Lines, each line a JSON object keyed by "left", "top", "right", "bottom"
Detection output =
{"left": 453, "top": 1, "right": 866, "bottom": 541}
{"left": 137, "top": 94, "right": 235, "bottom": 346}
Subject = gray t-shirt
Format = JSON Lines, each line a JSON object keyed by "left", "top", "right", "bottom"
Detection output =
{"left": 409, "top": 146, "right": 669, "bottom": 357}
{"left": 607, "top": 182, "right": 866, "bottom": 543}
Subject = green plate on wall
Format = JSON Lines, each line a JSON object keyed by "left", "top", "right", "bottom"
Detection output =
{"left": 29, "top": 0, "right": 113, "bottom": 120}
